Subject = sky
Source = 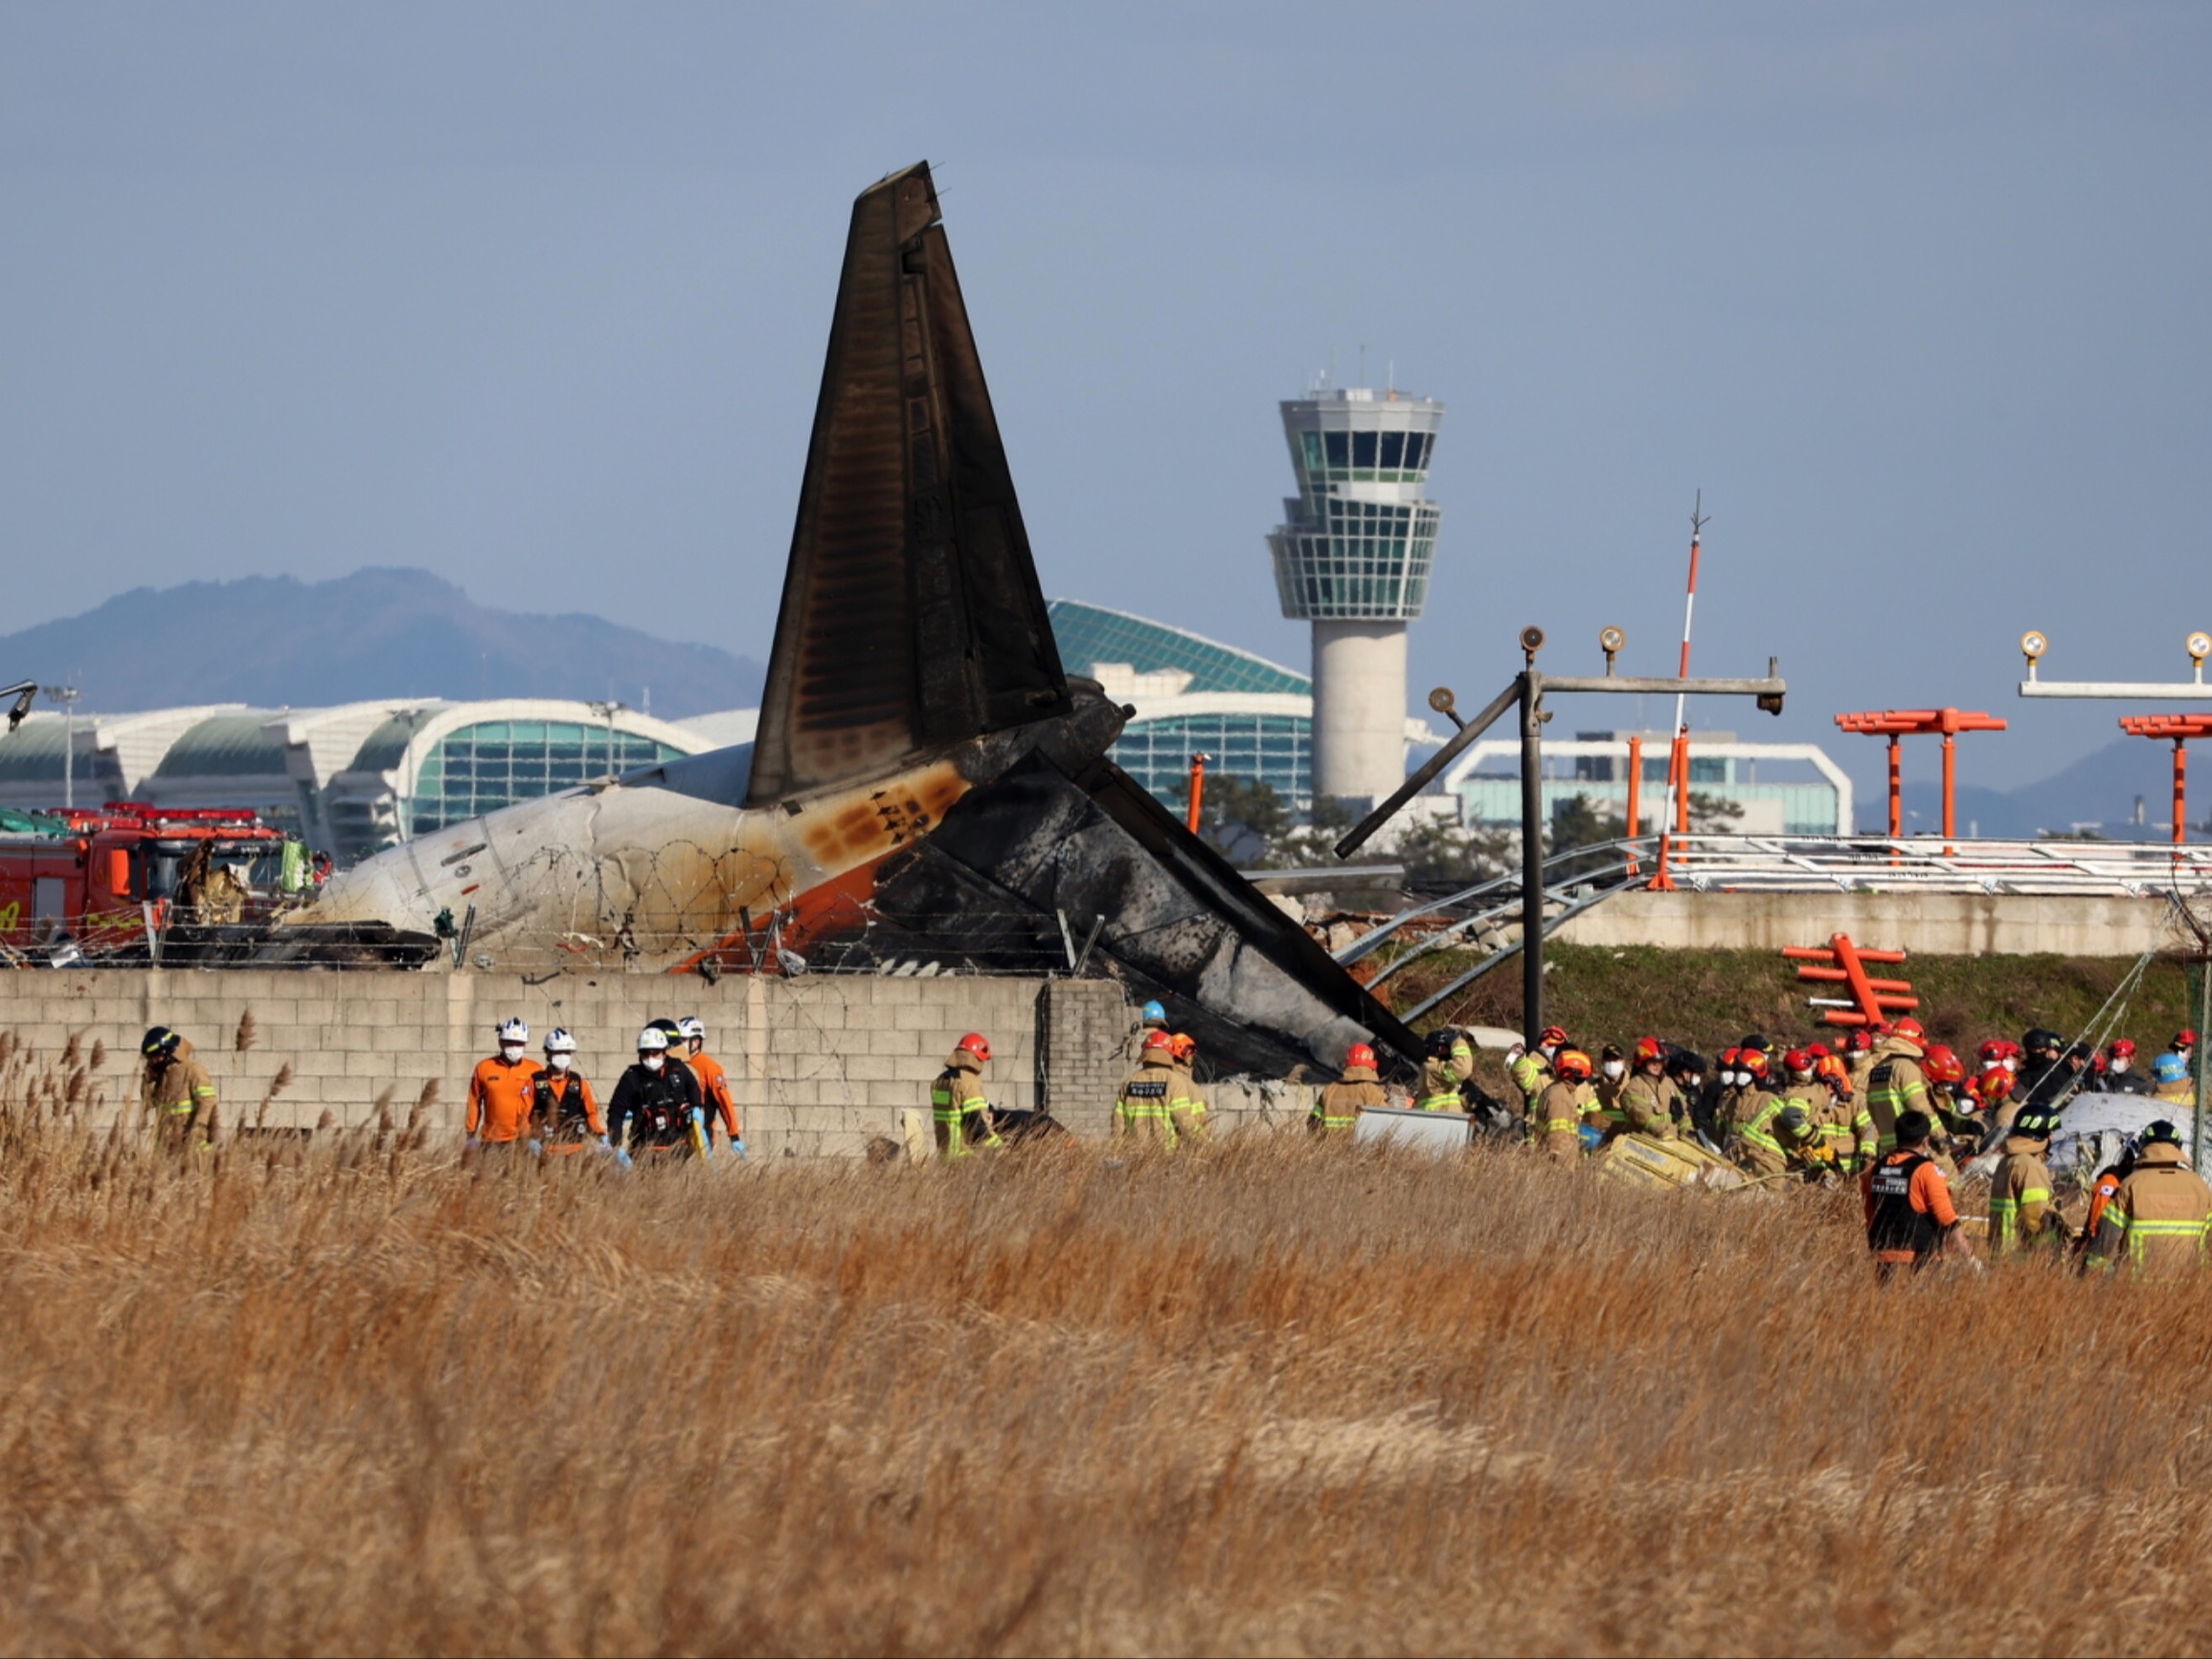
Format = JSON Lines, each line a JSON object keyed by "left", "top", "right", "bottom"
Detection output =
{"left": 3, "top": 2, "right": 2208, "bottom": 798}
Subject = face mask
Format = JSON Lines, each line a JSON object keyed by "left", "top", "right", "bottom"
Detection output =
{"left": 1602, "top": 1060, "right": 1625, "bottom": 1080}
{"left": 549, "top": 1053, "right": 573, "bottom": 1072}
{"left": 641, "top": 1054, "right": 664, "bottom": 1072}
{"left": 2003, "top": 1058, "right": 2019, "bottom": 1072}
{"left": 1684, "top": 1074, "right": 1702, "bottom": 1090}
{"left": 500, "top": 1044, "right": 524, "bottom": 1063}
{"left": 2110, "top": 1058, "right": 2131, "bottom": 1075}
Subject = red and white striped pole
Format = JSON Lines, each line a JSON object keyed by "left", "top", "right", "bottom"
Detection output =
{"left": 1651, "top": 492, "right": 1705, "bottom": 889}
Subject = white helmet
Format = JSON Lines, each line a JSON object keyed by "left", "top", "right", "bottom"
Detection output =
{"left": 497, "top": 1018, "right": 530, "bottom": 1044}
{"left": 636, "top": 1026, "right": 668, "bottom": 1053}
{"left": 677, "top": 1016, "right": 706, "bottom": 1043}
{"left": 543, "top": 1027, "right": 577, "bottom": 1055}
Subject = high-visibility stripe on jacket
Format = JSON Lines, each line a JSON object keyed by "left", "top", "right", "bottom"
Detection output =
{"left": 1414, "top": 1056, "right": 1462, "bottom": 1111}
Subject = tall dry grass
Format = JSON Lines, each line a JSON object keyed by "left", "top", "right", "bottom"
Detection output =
{"left": 2, "top": 1052, "right": 2210, "bottom": 1655}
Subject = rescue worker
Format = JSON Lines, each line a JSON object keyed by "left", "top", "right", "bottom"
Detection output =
{"left": 1973, "top": 1065, "right": 2020, "bottom": 1137}
{"left": 607, "top": 1025, "right": 706, "bottom": 1159}
{"left": 1817, "top": 1050, "right": 1875, "bottom": 1172}
{"left": 1414, "top": 1029, "right": 1465, "bottom": 1112}
{"left": 1843, "top": 1028, "right": 1881, "bottom": 1114}
{"left": 1988, "top": 1106, "right": 2066, "bottom": 1260}
{"left": 1442, "top": 1026, "right": 1477, "bottom": 1086}
{"left": 1778, "top": 1048, "right": 1841, "bottom": 1175}
{"left": 1537, "top": 1048, "right": 1594, "bottom": 1159}
{"left": 1864, "top": 1016, "right": 1933, "bottom": 1158}
{"left": 1590, "top": 1043, "right": 1632, "bottom": 1138}
{"left": 1509, "top": 1025, "right": 1566, "bottom": 1118}
{"left": 1663, "top": 1048, "right": 1707, "bottom": 1134}
{"left": 677, "top": 1016, "right": 743, "bottom": 1156}
{"left": 1139, "top": 999, "right": 1169, "bottom": 1037}
{"left": 2088, "top": 1120, "right": 2212, "bottom": 1277}
{"left": 2153, "top": 1052, "right": 2196, "bottom": 1107}
{"left": 530, "top": 1027, "right": 607, "bottom": 1155}
{"left": 1729, "top": 1049, "right": 1818, "bottom": 1178}
{"left": 2101, "top": 1039, "right": 2152, "bottom": 1095}
{"left": 2020, "top": 1030, "right": 2080, "bottom": 1110}
{"left": 1920, "top": 1042, "right": 1974, "bottom": 1166}
{"left": 1616, "top": 1037, "right": 1680, "bottom": 1140}
{"left": 1117, "top": 1029, "right": 1184, "bottom": 1148}
{"left": 2167, "top": 1029, "right": 2198, "bottom": 1074}
{"left": 1864, "top": 1110, "right": 1961, "bottom": 1281}
{"left": 141, "top": 1025, "right": 218, "bottom": 1151}
{"left": 1310, "top": 1042, "right": 1386, "bottom": 1136}
{"left": 1167, "top": 1032, "right": 1208, "bottom": 1142}
{"left": 930, "top": 1032, "right": 1000, "bottom": 1159}
{"left": 466, "top": 1017, "right": 542, "bottom": 1151}
{"left": 1710, "top": 1047, "right": 1746, "bottom": 1146}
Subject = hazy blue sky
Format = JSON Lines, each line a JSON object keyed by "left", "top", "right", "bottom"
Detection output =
{"left": 3, "top": 3, "right": 2207, "bottom": 796}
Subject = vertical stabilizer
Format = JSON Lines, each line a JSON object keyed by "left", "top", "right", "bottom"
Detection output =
{"left": 746, "top": 162, "right": 1070, "bottom": 808}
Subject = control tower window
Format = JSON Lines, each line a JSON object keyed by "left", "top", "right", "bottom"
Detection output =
{"left": 1323, "top": 432, "right": 1349, "bottom": 467}
{"left": 1352, "top": 432, "right": 1378, "bottom": 467}
{"left": 1404, "top": 434, "right": 1430, "bottom": 471}
{"left": 1301, "top": 432, "right": 1324, "bottom": 472}
{"left": 1379, "top": 432, "right": 1405, "bottom": 468}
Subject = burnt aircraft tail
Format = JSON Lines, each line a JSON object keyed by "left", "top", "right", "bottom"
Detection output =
{"left": 747, "top": 162, "right": 1070, "bottom": 810}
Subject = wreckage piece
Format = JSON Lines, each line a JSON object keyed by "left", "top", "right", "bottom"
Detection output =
{"left": 284, "top": 161, "right": 1411, "bottom": 1072}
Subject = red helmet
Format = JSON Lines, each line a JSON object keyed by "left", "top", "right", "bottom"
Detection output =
{"left": 1977, "top": 1038, "right": 2006, "bottom": 1064}
{"left": 1739, "top": 1049, "right": 1770, "bottom": 1079}
{"left": 1869, "top": 1020, "right": 1893, "bottom": 1040}
{"left": 1890, "top": 1017, "right": 1927, "bottom": 1045}
{"left": 1844, "top": 1029, "right": 1874, "bottom": 1055}
{"left": 2178, "top": 1030, "right": 2200, "bottom": 1048}
{"left": 1539, "top": 1025, "right": 1569, "bottom": 1047}
{"left": 1784, "top": 1047, "right": 1814, "bottom": 1075}
{"left": 1345, "top": 1042, "right": 1377, "bottom": 1069}
{"left": 1142, "top": 1028, "right": 1176, "bottom": 1054}
{"left": 1806, "top": 1042, "right": 1831, "bottom": 1060}
{"left": 2109, "top": 1038, "right": 2137, "bottom": 1059}
{"left": 1168, "top": 1032, "right": 1196, "bottom": 1063}
{"left": 1922, "top": 1043, "right": 1963, "bottom": 1085}
{"left": 1634, "top": 1036, "right": 1665, "bottom": 1063}
{"left": 956, "top": 1033, "right": 991, "bottom": 1064}
{"left": 1975, "top": 1066, "right": 2013, "bottom": 1103}
{"left": 1553, "top": 1048, "right": 1593, "bottom": 1080}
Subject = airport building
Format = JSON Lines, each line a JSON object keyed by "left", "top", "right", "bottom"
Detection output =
{"left": 1267, "top": 385, "right": 1445, "bottom": 807}
{"left": 1443, "top": 729, "right": 1853, "bottom": 838}
{"left": 0, "top": 701, "right": 749, "bottom": 864}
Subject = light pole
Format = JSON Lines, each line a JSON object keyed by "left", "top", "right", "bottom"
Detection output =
{"left": 586, "top": 700, "right": 627, "bottom": 778}
{"left": 40, "top": 684, "right": 80, "bottom": 810}
{"left": 1338, "top": 626, "right": 1787, "bottom": 1048}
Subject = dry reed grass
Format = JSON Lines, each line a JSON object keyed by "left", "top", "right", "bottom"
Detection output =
{"left": 3, "top": 1049, "right": 2210, "bottom": 1656}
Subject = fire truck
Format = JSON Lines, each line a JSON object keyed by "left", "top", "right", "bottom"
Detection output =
{"left": 0, "top": 802, "right": 300, "bottom": 963}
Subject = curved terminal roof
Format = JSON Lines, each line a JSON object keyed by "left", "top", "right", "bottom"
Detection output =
{"left": 151, "top": 711, "right": 290, "bottom": 777}
{"left": 1048, "top": 599, "right": 1308, "bottom": 697}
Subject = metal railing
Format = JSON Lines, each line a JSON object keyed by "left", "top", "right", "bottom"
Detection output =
{"left": 1654, "top": 834, "right": 2212, "bottom": 895}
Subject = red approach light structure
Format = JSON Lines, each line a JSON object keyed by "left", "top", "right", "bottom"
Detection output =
{"left": 1834, "top": 707, "right": 2008, "bottom": 847}
{"left": 2118, "top": 714, "right": 2212, "bottom": 846}
{"left": 1783, "top": 932, "right": 1917, "bottom": 1029}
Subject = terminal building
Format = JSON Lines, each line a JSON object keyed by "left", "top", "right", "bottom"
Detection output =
{"left": 1443, "top": 729, "right": 1853, "bottom": 838}
{"left": 0, "top": 701, "right": 747, "bottom": 864}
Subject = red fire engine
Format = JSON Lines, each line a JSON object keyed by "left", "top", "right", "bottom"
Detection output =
{"left": 0, "top": 802, "right": 297, "bottom": 960}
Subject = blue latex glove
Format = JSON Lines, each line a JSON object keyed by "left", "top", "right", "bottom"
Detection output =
{"left": 464, "top": 1136, "right": 481, "bottom": 1152}
{"left": 731, "top": 1138, "right": 748, "bottom": 1160}
{"left": 526, "top": 1138, "right": 543, "bottom": 1156}
{"left": 615, "top": 1147, "right": 633, "bottom": 1169}
{"left": 593, "top": 1135, "right": 612, "bottom": 1155}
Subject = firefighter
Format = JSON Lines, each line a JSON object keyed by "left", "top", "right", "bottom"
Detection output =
{"left": 1817, "top": 1051, "right": 1874, "bottom": 1173}
{"left": 1864, "top": 1016, "right": 1934, "bottom": 1158}
{"left": 1167, "top": 1032, "right": 1208, "bottom": 1142}
{"left": 1537, "top": 1048, "right": 1594, "bottom": 1159}
{"left": 1442, "top": 1026, "right": 1477, "bottom": 1086}
{"left": 1920, "top": 1042, "right": 1973, "bottom": 1167}
{"left": 1777, "top": 1048, "right": 1840, "bottom": 1177}
{"left": 1589, "top": 1043, "right": 1632, "bottom": 1138}
{"left": 1415, "top": 1029, "right": 1467, "bottom": 1112}
{"left": 530, "top": 1028, "right": 606, "bottom": 1155}
{"left": 1310, "top": 1042, "right": 1386, "bottom": 1136}
{"left": 466, "top": 1017, "right": 542, "bottom": 1151}
{"left": 1864, "top": 1109, "right": 1961, "bottom": 1281}
{"left": 141, "top": 1025, "right": 218, "bottom": 1151}
{"left": 2088, "top": 1120, "right": 2212, "bottom": 1277}
{"left": 2100, "top": 1039, "right": 2152, "bottom": 1095}
{"left": 607, "top": 1025, "right": 706, "bottom": 1159}
{"left": 1510, "top": 1025, "right": 1566, "bottom": 1116}
{"left": 1843, "top": 1027, "right": 1880, "bottom": 1106}
{"left": 1972, "top": 1065, "right": 2020, "bottom": 1138}
{"left": 1616, "top": 1037, "right": 1680, "bottom": 1140}
{"left": 677, "top": 1016, "right": 743, "bottom": 1156}
{"left": 1729, "top": 1049, "right": 1817, "bottom": 1178}
{"left": 1117, "top": 1028, "right": 1184, "bottom": 1148}
{"left": 1140, "top": 999, "right": 1169, "bottom": 1037}
{"left": 2153, "top": 1052, "right": 2196, "bottom": 1107}
{"left": 930, "top": 1032, "right": 1000, "bottom": 1159}
{"left": 1988, "top": 1106, "right": 2067, "bottom": 1260}
{"left": 2167, "top": 1029, "right": 2198, "bottom": 1073}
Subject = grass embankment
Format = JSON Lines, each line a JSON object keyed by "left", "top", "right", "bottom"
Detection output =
{"left": 6, "top": 1036, "right": 2212, "bottom": 1653}
{"left": 1393, "top": 943, "right": 2196, "bottom": 1058}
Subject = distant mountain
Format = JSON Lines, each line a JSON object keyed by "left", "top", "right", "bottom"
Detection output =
{"left": 1892, "top": 737, "right": 2186, "bottom": 841}
{"left": 0, "top": 568, "right": 764, "bottom": 718}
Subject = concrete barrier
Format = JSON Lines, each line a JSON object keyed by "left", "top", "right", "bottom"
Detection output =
{"left": 1553, "top": 890, "right": 2187, "bottom": 958}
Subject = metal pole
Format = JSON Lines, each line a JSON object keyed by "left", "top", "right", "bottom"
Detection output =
{"left": 1942, "top": 733, "right": 1956, "bottom": 850}
{"left": 1887, "top": 736, "right": 1903, "bottom": 838}
{"left": 2175, "top": 739, "right": 2188, "bottom": 848}
{"left": 1185, "top": 752, "right": 1208, "bottom": 835}
{"left": 1623, "top": 734, "right": 1642, "bottom": 877}
{"left": 1520, "top": 672, "right": 1545, "bottom": 1050}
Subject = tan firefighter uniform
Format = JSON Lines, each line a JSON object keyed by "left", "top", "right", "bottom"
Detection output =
{"left": 144, "top": 1037, "right": 219, "bottom": 1150}
{"left": 1311, "top": 1065, "right": 1386, "bottom": 1136}
{"left": 2089, "top": 1141, "right": 2212, "bottom": 1276}
{"left": 1988, "top": 1132, "right": 2063, "bottom": 1258}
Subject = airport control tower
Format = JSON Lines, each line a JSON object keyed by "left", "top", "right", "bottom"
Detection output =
{"left": 1268, "top": 385, "right": 1444, "bottom": 806}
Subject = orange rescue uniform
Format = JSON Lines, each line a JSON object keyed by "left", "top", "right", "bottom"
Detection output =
{"left": 467, "top": 1054, "right": 543, "bottom": 1143}
{"left": 690, "top": 1049, "right": 740, "bottom": 1140}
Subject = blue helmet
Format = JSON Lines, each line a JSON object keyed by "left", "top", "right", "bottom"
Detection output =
{"left": 1140, "top": 1000, "right": 1167, "bottom": 1026}
{"left": 2154, "top": 1053, "right": 2189, "bottom": 1085}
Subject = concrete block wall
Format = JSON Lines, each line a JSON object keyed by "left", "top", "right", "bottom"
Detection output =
{"left": 1551, "top": 890, "right": 2181, "bottom": 958}
{"left": 0, "top": 970, "right": 1135, "bottom": 1158}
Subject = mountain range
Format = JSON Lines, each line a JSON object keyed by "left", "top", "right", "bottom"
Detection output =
{"left": 0, "top": 568, "right": 763, "bottom": 719}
